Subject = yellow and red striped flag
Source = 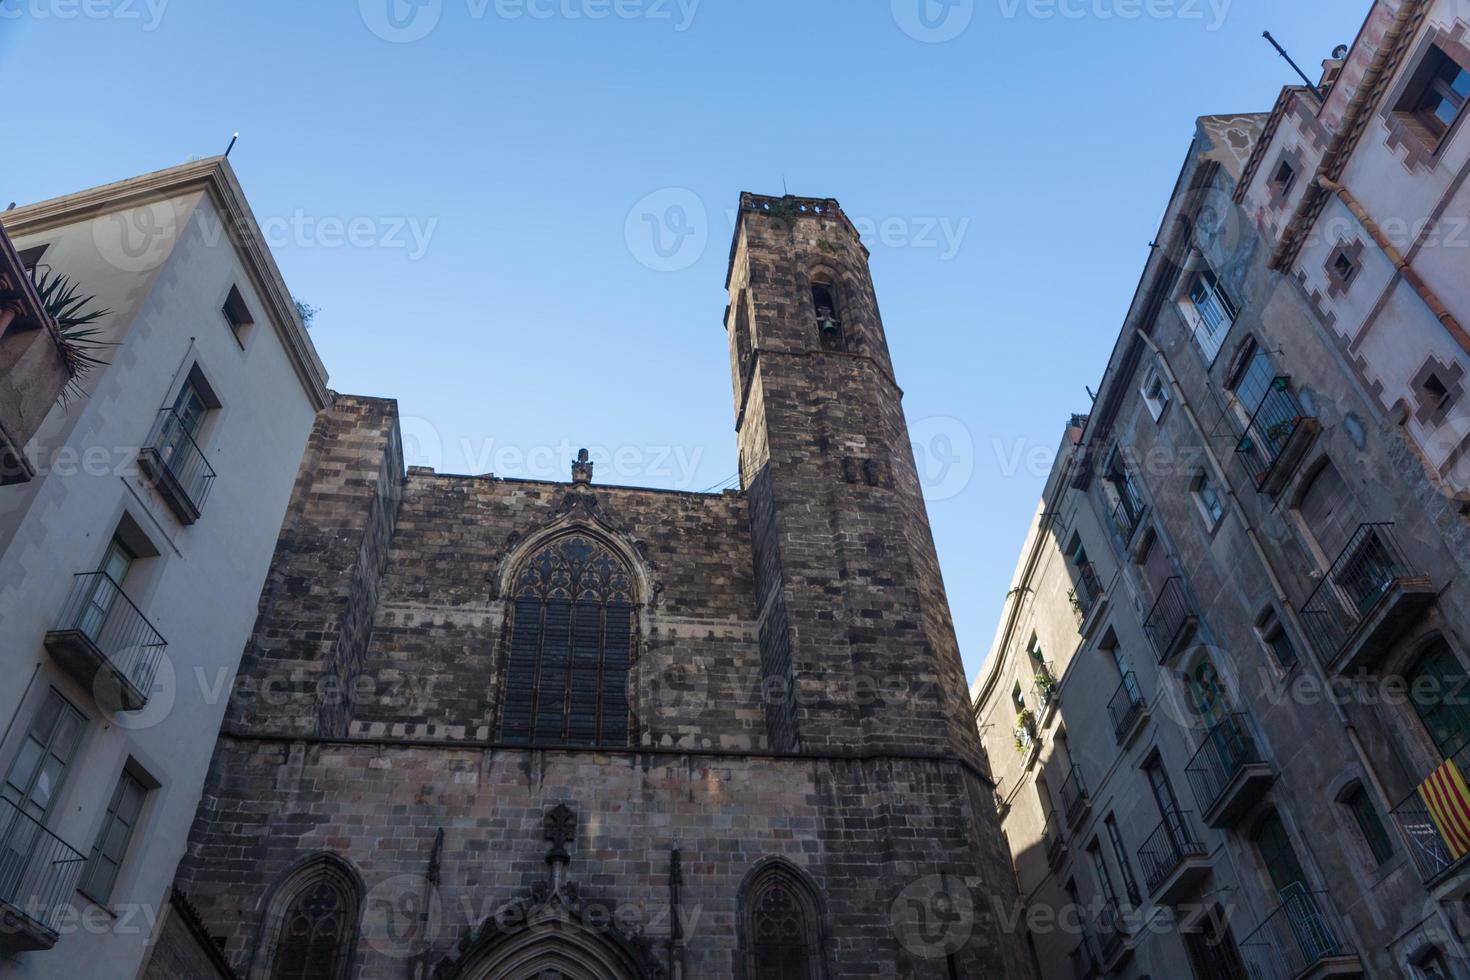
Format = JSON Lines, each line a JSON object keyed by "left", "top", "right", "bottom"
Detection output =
{"left": 1419, "top": 757, "right": 1470, "bottom": 859}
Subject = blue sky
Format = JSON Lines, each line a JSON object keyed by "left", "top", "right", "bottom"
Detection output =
{"left": 1, "top": 0, "right": 1369, "bottom": 679}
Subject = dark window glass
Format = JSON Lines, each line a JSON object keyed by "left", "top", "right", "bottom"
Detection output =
{"left": 1252, "top": 813, "right": 1307, "bottom": 897}
{"left": 500, "top": 535, "right": 635, "bottom": 747}
{"left": 1407, "top": 641, "right": 1470, "bottom": 758}
{"left": 80, "top": 769, "right": 146, "bottom": 902}
{"left": 1344, "top": 786, "right": 1395, "bottom": 866}
{"left": 744, "top": 866, "right": 824, "bottom": 980}
{"left": 272, "top": 878, "right": 351, "bottom": 980}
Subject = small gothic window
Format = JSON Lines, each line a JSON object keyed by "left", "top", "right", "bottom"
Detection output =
{"left": 267, "top": 859, "right": 359, "bottom": 980}
{"left": 742, "top": 864, "right": 825, "bottom": 980}
{"left": 500, "top": 534, "right": 635, "bottom": 747}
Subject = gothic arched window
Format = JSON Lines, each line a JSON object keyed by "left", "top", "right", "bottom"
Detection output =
{"left": 810, "top": 275, "right": 844, "bottom": 351}
{"left": 500, "top": 534, "right": 635, "bottom": 747}
{"left": 741, "top": 863, "right": 826, "bottom": 980}
{"left": 265, "top": 857, "right": 360, "bottom": 980}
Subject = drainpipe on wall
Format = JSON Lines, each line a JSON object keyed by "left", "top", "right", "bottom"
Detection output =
{"left": 1316, "top": 176, "right": 1470, "bottom": 357}
{"left": 1132, "top": 328, "right": 1400, "bottom": 824}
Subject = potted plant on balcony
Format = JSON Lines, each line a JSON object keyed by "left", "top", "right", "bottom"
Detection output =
{"left": 32, "top": 268, "right": 111, "bottom": 401}
{"left": 1035, "top": 670, "right": 1058, "bottom": 709}
{"left": 1013, "top": 709, "right": 1037, "bottom": 754}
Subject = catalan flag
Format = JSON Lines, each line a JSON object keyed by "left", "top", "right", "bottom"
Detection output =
{"left": 1418, "top": 757, "right": 1470, "bottom": 860}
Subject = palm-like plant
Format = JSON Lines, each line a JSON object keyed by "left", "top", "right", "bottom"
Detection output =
{"left": 31, "top": 267, "right": 112, "bottom": 401}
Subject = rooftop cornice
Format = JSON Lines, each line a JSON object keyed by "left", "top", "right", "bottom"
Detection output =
{"left": 1, "top": 157, "right": 331, "bottom": 410}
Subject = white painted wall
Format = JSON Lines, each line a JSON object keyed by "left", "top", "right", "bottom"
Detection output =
{"left": 0, "top": 173, "right": 325, "bottom": 979}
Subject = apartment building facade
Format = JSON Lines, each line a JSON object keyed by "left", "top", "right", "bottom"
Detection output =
{"left": 975, "top": 1, "right": 1470, "bottom": 977}
{"left": 0, "top": 159, "right": 330, "bottom": 978}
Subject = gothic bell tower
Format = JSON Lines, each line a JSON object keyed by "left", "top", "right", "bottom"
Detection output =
{"left": 724, "top": 193, "right": 981, "bottom": 765}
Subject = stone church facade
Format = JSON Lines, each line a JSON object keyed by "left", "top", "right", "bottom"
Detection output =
{"left": 148, "top": 195, "right": 1033, "bottom": 979}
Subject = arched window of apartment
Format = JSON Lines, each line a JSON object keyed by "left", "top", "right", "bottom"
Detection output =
{"left": 740, "top": 862, "right": 827, "bottom": 980}
{"left": 261, "top": 855, "right": 361, "bottom": 980}
{"left": 1405, "top": 638, "right": 1470, "bottom": 759}
{"left": 810, "top": 273, "right": 844, "bottom": 352}
{"left": 498, "top": 534, "right": 636, "bottom": 747}
{"left": 1294, "top": 460, "right": 1363, "bottom": 566}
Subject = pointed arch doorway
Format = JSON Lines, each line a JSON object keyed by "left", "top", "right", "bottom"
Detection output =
{"left": 442, "top": 907, "right": 662, "bottom": 980}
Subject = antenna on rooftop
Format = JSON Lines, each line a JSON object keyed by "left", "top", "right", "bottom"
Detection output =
{"left": 1262, "top": 31, "right": 1323, "bottom": 100}
{"left": 225, "top": 132, "right": 240, "bottom": 158}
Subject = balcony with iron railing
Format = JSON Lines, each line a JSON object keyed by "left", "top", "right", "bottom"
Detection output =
{"left": 1301, "top": 523, "right": 1434, "bottom": 676}
{"left": 0, "top": 798, "right": 87, "bottom": 954}
{"left": 1144, "top": 577, "right": 1198, "bottom": 663}
{"left": 1239, "top": 884, "right": 1361, "bottom": 980}
{"left": 1069, "top": 927, "right": 1100, "bottom": 980}
{"left": 1137, "top": 808, "right": 1209, "bottom": 905}
{"left": 44, "top": 572, "right": 167, "bottom": 711}
{"left": 1107, "top": 672, "right": 1148, "bottom": 747}
{"left": 1044, "top": 810, "right": 1068, "bottom": 872}
{"left": 1034, "top": 663, "right": 1059, "bottom": 725}
{"left": 1235, "top": 377, "right": 1320, "bottom": 495}
{"left": 1060, "top": 764, "right": 1091, "bottom": 831}
{"left": 1112, "top": 496, "right": 1147, "bottom": 548}
{"left": 1391, "top": 737, "right": 1470, "bottom": 884}
{"left": 1014, "top": 710, "right": 1040, "bottom": 769}
{"left": 138, "top": 407, "right": 216, "bottom": 524}
{"left": 1185, "top": 713, "right": 1275, "bottom": 829}
{"left": 1093, "top": 899, "right": 1130, "bottom": 970}
{"left": 1071, "top": 562, "right": 1106, "bottom": 629}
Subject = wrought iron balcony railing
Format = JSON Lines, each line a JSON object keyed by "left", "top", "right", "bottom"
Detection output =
{"left": 1301, "top": 523, "right": 1432, "bottom": 672}
{"left": 45, "top": 572, "right": 167, "bottom": 710}
{"left": 1236, "top": 377, "right": 1317, "bottom": 493}
{"left": 1073, "top": 562, "right": 1104, "bottom": 619}
{"left": 1060, "top": 764, "right": 1090, "bottom": 828}
{"left": 1044, "top": 810, "right": 1068, "bottom": 870}
{"left": 1034, "top": 663, "right": 1059, "bottom": 716}
{"left": 1112, "top": 497, "right": 1146, "bottom": 545}
{"left": 1069, "top": 927, "right": 1100, "bottom": 980}
{"left": 1391, "top": 737, "right": 1470, "bottom": 882}
{"left": 1137, "top": 808, "right": 1207, "bottom": 897}
{"left": 1239, "top": 884, "right": 1357, "bottom": 980}
{"left": 1185, "top": 713, "right": 1273, "bottom": 827}
{"left": 1144, "top": 577, "right": 1197, "bottom": 663}
{"left": 138, "top": 407, "right": 216, "bottom": 523}
{"left": 0, "top": 797, "right": 87, "bottom": 950}
{"left": 1093, "top": 898, "right": 1126, "bottom": 958}
{"left": 1107, "top": 672, "right": 1146, "bottom": 745}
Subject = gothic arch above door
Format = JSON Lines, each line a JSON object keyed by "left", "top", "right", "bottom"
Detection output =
{"left": 434, "top": 904, "right": 664, "bottom": 980}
